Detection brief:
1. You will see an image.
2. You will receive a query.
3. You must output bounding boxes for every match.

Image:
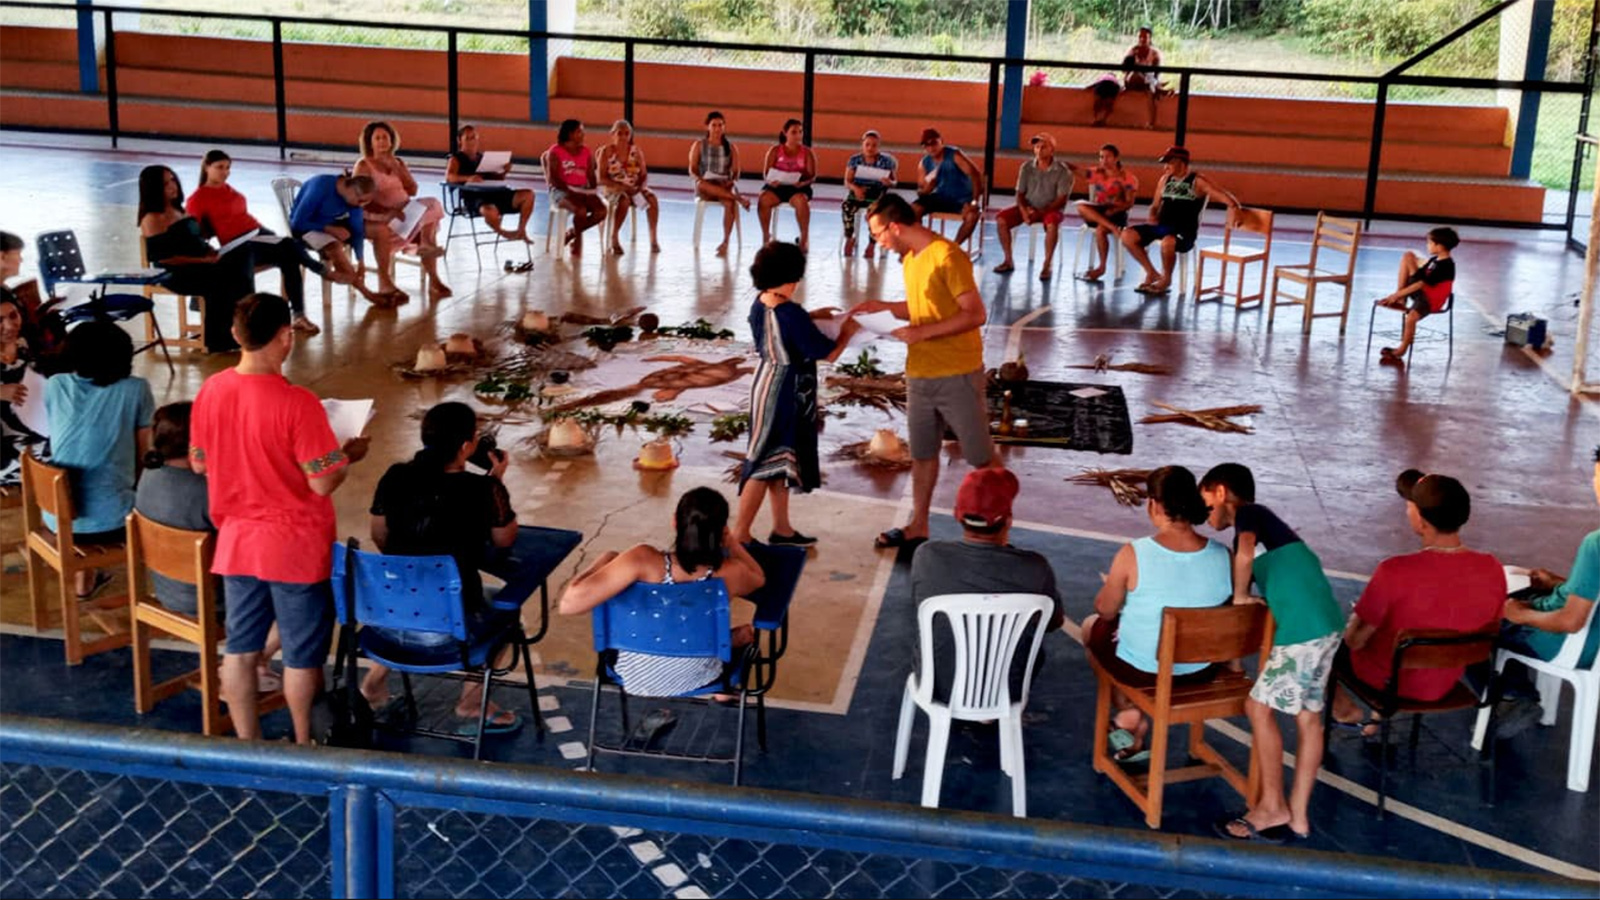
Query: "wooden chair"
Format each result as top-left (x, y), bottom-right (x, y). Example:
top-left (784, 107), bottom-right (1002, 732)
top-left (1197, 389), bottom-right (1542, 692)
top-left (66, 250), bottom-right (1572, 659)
top-left (1268, 212), bottom-right (1362, 334)
top-left (1196, 206), bottom-right (1274, 308)
top-left (139, 241), bottom-right (206, 355)
top-left (1327, 627), bottom-right (1499, 817)
top-left (20, 454), bottom-right (131, 665)
top-left (1090, 604), bottom-right (1273, 829)
top-left (126, 511), bottom-right (286, 735)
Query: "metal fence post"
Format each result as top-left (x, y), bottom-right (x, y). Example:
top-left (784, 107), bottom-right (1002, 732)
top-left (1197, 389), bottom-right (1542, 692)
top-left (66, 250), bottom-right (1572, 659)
top-left (1362, 81), bottom-right (1390, 225)
top-left (984, 61), bottom-right (1000, 189)
top-left (336, 785), bottom-right (378, 900)
top-left (272, 20), bottom-right (287, 160)
top-left (447, 30), bottom-right (459, 153)
top-left (803, 51), bottom-right (816, 146)
top-left (1174, 72), bottom-right (1191, 144)
top-left (101, 8), bottom-right (118, 148)
top-left (624, 40), bottom-right (635, 128)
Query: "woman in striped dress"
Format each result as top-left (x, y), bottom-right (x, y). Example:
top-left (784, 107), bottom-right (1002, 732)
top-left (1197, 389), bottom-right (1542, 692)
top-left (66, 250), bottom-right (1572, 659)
top-left (732, 241), bottom-right (860, 546)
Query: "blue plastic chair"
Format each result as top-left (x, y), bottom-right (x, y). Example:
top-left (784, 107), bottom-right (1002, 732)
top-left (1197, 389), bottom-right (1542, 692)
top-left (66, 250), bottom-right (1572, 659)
top-left (740, 541), bottom-right (807, 748)
top-left (330, 539), bottom-right (543, 758)
top-left (586, 578), bottom-right (757, 783)
top-left (35, 230), bottom-right (173, 374)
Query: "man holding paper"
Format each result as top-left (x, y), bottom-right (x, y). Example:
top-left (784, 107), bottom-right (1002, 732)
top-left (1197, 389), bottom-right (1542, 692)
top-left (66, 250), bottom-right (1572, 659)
top-left (848, 193), bottom-right (994, 553)
top-left (190, 294), bottom-right (370, 745)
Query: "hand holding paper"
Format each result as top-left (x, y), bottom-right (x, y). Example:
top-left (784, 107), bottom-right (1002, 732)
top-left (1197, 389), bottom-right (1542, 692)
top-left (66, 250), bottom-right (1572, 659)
top-left (766, 169), bottom-right (802, 186)
top-left (321, 398), bottom-right (375, 445)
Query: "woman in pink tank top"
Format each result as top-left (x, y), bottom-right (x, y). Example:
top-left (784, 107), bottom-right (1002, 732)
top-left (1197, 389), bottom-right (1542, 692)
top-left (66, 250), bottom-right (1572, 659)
top-left (353, 121), bottom-right (450, 304)
top-left (759, 118), bottom-right (817, 253)
top-left (543, 119), bottom-right (607, 256)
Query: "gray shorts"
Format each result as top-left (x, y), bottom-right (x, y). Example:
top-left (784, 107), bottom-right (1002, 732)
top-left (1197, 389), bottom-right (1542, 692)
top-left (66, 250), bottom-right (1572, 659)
top-left (906, 369), bottom-right (994, 464)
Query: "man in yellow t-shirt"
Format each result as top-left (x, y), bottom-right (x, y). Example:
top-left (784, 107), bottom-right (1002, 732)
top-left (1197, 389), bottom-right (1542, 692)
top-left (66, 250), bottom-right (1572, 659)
top-left (848, 193), bottom-right (993, 552)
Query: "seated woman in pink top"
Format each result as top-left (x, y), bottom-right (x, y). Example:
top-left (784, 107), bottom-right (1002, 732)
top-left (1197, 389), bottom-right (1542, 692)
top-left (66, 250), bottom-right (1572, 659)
top-left (353, 121), bottom-right (450, 304)
top-left (543, 119), bottom-right (607, 256)
top-left (758, 118), bottom-right (817, 253)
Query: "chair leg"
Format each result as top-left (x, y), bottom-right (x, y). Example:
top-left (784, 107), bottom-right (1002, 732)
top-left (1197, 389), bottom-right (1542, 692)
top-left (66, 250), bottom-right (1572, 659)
top-left (756, 692), bottom-right (768, 752)
top-left (1408, 714), bottom-right (1422, 769)
top-left (401, 671), bottom-right (419, 723)
top-left (1144, 714), bottom-right (1171, 829)
top-left (200, 631), bottom-right (226, 737)
top-left (25, 548), bottom-right (49, 631)
top-left (1004, 716), bottom-right (1027, 818)
top-left (131, 611), bottom-right (154, 714)
top-left (892, 677), bottom-right (916, 780)
top-left (732, 690), bottom-right (749, 787)
top-left (59, 567), bottom-right (83, 666)
top-left (1377, 716), bottom-right (1392, 818)
top-left (586, 678), bottom-right (603, 772)
top-left (920, 710), bottom-right (951, 808)
top-left (519, 639), bottom-right (545, 739)
top-left (471, 666), bottom-right (493, 761)
top-left (1567, 674), bottom-right (1597, 792)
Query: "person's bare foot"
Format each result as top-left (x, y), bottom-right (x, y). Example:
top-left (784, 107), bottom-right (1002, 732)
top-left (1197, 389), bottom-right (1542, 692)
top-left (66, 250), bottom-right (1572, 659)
top-left (715, 242), bottom-right (728, 258)
top-left (416, 245), bottom-right (446, 260)
top-left (563, 228), bottom-right (576, 247)
top-left (290, 315), bottom-right (321, 336)
top-left (611, 243), bottom-right (625, 256)
top-left (844, 238), bottom-right (856, 257)
top-left (1082, 266), bottom-right (1105, 280)
top-left (429, 284), bottom-right (452, 302)
top-left (736, 195), bottom-right (751, 211)
top-left (651, 242), bottom-right (661, 254)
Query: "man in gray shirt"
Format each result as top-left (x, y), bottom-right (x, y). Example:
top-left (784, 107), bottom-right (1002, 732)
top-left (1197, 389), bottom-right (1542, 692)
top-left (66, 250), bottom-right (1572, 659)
top-left (910, 467), bottom-right (1064, 703)
top-left (993, 132), bottom-right (1075, 281)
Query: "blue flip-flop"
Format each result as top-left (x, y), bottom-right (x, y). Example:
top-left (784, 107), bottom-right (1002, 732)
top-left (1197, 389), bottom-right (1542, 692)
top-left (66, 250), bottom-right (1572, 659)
top-left (456, 710), bottom-right (523, 737)
top-left (1214, 816), bottom-right (1287, 844)
top-left (874, 528), bottom-right (928, 551)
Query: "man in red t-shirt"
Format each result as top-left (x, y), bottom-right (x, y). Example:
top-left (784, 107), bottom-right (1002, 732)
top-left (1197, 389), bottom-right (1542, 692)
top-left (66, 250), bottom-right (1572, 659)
top-left (1331, 474), bottom-right (1503, 727)
top-left (190, 294), bottom-right (369, 743)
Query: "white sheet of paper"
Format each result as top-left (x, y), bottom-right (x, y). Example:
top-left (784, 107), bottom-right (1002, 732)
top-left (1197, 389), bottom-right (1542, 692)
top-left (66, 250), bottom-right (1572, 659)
top-left (477, 150), bottom-right (511, 172)
top-left (1069, 387), bottom-right (1107, 399)
top-left (766, 168), bottom-right (802, 186)
top-left (1505, 566), bottom-right (1532, 595)
top-left (301, 231), bottom-right (339, 251)
top-left (216, 228), bottom-right (261, 257)
top-left (94, 267), bottom-right (165, 280)
top-left (13, 368), bottom-right (50, 438)
top-left (321, 398), bottom-right (375, 445)
top-left (851, 310), bottom-right (901, 336)
top-left (854, 165), bottom-right (891, 183)
top-left (389, 200), bottom-right (428, 239)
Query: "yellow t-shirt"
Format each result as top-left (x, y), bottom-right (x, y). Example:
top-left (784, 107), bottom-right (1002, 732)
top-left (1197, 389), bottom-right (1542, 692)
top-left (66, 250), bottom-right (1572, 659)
top-left (903, 238), bottom-right (984, 379)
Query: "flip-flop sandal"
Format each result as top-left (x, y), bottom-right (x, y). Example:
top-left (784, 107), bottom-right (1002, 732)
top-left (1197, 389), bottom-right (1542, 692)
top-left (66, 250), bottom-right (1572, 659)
top-left (75, 571), bottom-right (114, 601)
top-left (255, 669), bottom-right (284, 693)
top-left (628, 708), bottom-right (679, 748)
top-left (456, 709), bottom-right (523, 736)
top-left (874, 528), bottom-right (928, 551)
top-left (1077, 272), bottom-right (1104, 282)
top-left (1331, 717), bottom-right (1381, 738)
top-left (992, 263), bottom-right (1015, 274)
top-left (1213, 816), bottom-right (1287, 844)
top-left (513, 260), bottom-right (535, 274)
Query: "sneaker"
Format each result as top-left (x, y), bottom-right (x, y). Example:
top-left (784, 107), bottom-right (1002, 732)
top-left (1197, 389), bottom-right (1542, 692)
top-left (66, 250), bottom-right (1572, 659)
top-left (768, 530), bottom-right (817, 546)
top-left (1492, 698), bottom-right (1544, 741)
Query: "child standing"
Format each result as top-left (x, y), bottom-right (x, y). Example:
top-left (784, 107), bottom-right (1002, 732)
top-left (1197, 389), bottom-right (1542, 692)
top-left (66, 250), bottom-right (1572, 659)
top-left (1199, 463), bottom-right (1346, 842)
top-left (1375, 227), bottom-right (1458, 363)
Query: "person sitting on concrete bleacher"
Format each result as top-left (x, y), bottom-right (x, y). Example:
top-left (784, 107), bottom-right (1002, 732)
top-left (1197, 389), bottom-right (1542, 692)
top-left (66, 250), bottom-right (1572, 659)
top-left (1122, 25), bottom-right (1171, 129)
top-left (543, 119), bottom-right (608, 257)
top-left (841, 130), bottom-right (897, 259)
top-left (689, 110), bottom-right (752, 258)
top-left (1068, 143), bottom-right (1138, 282)
top-left (910, 466), bottom-right (1064, 704)
top-left (1122, 145), bottom-right (1238, 295)
top-left (597, 119), bottom-right (662, 256)
top-left (1081, 465), bottom-right (1231, 763)
top-left (993, 132), bottom-right (1073, 280)
top-left (354, 121), bottom-right (451, 305)
top-left (1373, 226), bottom-right (1458, 365)
top-left (759, 119), bottom-right (818, 253)
top-left (287, 172), bottom-right (389, 308)
top-left (446, 124), bottom-right (536, 246)
top-left (913, 128), bottom-right (985, 249)
top-left (1328, 474), bottom-right (1505, 734)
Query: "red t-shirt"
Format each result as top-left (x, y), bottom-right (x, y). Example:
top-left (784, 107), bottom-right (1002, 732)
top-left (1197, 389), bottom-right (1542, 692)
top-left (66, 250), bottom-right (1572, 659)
top-left (185, 183), bottom-right (263, 244)
top-left (189, 368), bottom-right (347, 584)
top-left (1351, 548), bottom-right (1504, 701)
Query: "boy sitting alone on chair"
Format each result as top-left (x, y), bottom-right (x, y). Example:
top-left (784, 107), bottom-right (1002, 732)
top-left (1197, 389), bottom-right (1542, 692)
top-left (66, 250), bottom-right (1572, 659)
top-left (1199, 464), bottom-right (1345, 843)
top-left (1374, 227), bottom-right (1457, 363)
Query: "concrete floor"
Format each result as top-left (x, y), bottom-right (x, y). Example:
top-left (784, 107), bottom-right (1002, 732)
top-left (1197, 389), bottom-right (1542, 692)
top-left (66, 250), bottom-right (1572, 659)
top-left (1, 134), bottom-right (1596, 886)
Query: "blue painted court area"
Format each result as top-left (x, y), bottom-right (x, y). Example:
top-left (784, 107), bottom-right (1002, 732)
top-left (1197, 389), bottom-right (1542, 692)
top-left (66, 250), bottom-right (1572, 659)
top-left (2, 523), bottom-right (1597, 890)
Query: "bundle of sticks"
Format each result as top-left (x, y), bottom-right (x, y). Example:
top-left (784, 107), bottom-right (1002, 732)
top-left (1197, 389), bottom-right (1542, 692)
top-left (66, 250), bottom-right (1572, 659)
top-left (1066, 468), bottom-right (1153, 506)
top-left (824, 374), bottom-right (908, 412)
top-left (1139, 402), bottom-right (1261, 434)
top-left (1065, 361), bottom-right (1174, 375)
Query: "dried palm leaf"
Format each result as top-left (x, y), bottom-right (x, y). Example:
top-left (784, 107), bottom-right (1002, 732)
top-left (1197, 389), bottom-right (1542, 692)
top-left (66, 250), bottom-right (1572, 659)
top-left (1066, 468), bottom-right (1153, 506)
top-left (833, 440), bottom-right (915, 469)
top-left (1065, 361), bottom-right (1174, 375)
top-left (1139, 402), bottom-right (1261, 434)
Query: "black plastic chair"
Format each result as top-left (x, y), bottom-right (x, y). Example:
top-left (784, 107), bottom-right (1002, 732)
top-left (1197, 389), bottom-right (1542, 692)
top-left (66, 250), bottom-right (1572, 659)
top-left (35, 230), bottom-right (173, 374)
top-left (439, 181), bottom-right (532, 271)
top-left (1366, 291), bottom-right (1454, 365)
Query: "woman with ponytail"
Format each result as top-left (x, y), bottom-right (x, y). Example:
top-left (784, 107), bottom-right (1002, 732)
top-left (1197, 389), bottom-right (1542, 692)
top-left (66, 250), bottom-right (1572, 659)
top-left (361, 401), bottom-right (526, 732)
top-left (560, 487), bottom-right (766, 697)
top-left (1081, 465), bottom-right (1231, 763)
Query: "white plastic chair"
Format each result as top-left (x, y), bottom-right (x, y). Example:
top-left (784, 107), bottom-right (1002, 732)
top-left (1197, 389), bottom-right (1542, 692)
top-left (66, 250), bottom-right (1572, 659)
top-left (1174, 195), bottom-right (1210, 297)
top-left (544, 205), bottom-right (570, 254)
top-left (270, 176), bottom-right (337, 304)
top-left (766, 203), bottom-right (802, 244)
top-left (1470, 602), bottom-right (1599, 792)
top-left (603, 193), bottom-right (640, 249)
top-left (692, 196), bottom-right (743, 252)
top-left (892, 592), bottom-right (1054, 817)
top-left (1070, 222), bottom-right (1125, 279)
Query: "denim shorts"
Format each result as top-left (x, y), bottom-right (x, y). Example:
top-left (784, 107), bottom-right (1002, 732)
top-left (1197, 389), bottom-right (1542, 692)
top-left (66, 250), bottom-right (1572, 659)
top-left (222, 575), bottom-right (334, 669)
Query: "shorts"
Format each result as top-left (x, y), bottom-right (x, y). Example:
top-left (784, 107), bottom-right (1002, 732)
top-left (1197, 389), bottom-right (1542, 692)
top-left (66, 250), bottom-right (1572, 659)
top-left (996, 207), bottom-right (1065, 229)
top-left (1091, 79), bottom-right (1121, 100)
top-left (550, 187), bottom-right (598, 209)
top-left (223, 575), bottom-right (334, 670)
top-left (1086, 615), bottom-right (1217, 689)
top-left (1498, 621), bottom-right (1567, 663)
top-left (1249, 632), bottom-right (1342, 714)
top-left (1401, 293), bottom-right (1434, 319)
top-left (762, 184), bottom-right (813, 204)
top-left (1130, 222), bottom-right (1195, 254)
top-left (916, 194), bottom-right (968, 216)
top-left (906, 369), bottom-right (993, 464)
top-left (1077, 202), bottom-right (1129, 229)
top-left (459, 184), bottom-right (518, 215)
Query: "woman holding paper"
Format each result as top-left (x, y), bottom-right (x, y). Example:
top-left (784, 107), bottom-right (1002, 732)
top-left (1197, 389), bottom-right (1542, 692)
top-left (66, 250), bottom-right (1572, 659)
top-left (732, 241), bottom-right (859, 546)
top-left (597, 119), bottom-right (661, 256)
top-left (446, 125), bottom-right (536, 245)
top-left (187, 150), bottom-right (321, 335)
top-left (138, 165), bottom-right (259, 353)
top-left (354, 121), bottom-right (451, 305)
top-left (758, 119), bottom-right (817, 253)
top-left (841, 130), bottom-right (898, 259)
top-left (689, 111), bottom-right (751, 258)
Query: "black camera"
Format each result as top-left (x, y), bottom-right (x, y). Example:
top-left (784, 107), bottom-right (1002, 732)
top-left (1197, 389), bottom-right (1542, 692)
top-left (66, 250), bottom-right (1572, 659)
top-left (467, 429), bottom-right (502, 471)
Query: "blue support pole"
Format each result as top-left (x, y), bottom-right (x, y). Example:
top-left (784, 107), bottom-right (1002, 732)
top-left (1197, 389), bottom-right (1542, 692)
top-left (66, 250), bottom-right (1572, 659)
top-left (1510, 0), bottom-right (1554, 179)
top-left (1000, 0), bottom-right (1029, 150)
top-left (529, 0), bottom-right (550, 123)
top-left (75, 0), bottom-right (96, 93)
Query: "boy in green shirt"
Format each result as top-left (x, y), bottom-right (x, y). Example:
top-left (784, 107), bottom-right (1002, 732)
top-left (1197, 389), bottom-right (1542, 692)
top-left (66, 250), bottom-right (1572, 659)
top-left (1200, 463), bottom-right (1346, 842)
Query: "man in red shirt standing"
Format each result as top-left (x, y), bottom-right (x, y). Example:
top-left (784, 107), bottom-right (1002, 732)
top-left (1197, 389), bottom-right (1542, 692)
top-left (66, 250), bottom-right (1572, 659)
top-left (190, 294), bottom-right (369, 743)
top-left (1331, 474), bottom-right (1504, 727)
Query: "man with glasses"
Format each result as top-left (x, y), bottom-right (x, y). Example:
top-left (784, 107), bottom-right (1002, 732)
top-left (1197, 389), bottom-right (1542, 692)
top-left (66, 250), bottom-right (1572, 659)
top-left (849, 193), bottom-right (993, 553)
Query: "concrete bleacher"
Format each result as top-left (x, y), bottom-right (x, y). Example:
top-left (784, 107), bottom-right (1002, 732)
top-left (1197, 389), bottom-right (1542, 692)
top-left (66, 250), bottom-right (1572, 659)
top-left (0, 28), bottom-right (1546, 221)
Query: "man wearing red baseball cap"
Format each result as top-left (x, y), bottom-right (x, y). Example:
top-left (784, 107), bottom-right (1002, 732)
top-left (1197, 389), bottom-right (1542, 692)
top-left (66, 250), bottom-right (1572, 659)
top-left (910, 467), bottom-right (1065, 703)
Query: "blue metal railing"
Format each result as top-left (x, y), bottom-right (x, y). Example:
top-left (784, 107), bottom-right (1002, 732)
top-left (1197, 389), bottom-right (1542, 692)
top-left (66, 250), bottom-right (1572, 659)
top-left (0, 715), bottom-right (1590, 899)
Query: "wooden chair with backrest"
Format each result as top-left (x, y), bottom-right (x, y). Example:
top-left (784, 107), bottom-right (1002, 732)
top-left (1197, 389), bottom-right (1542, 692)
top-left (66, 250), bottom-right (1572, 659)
top-left (1196, 206), bottom-right (1275, 308)
top-left (20, 454), bottom-right (131, 665)
top-left (126, 511), bottom-right (286, 735)
top-left (1327, 626), bottom-right (1500, 817)
top-left (1090, 603), bottom-right (1274, 829)
top-left (1268, 212), bottom-right (1362, 334)
top-left (138, 240), bottom-right (206, 355)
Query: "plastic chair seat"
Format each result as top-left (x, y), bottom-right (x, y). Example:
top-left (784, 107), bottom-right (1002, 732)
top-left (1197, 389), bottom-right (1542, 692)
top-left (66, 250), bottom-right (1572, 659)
top-left (358, 624), bottom-right (505, 673)
top-left (692, 196), bottom-right (743, 251)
